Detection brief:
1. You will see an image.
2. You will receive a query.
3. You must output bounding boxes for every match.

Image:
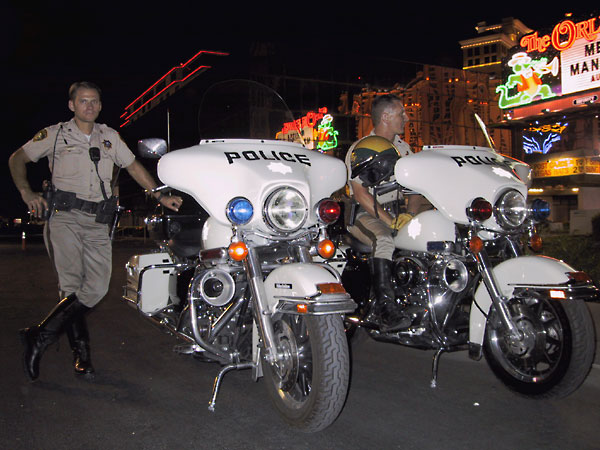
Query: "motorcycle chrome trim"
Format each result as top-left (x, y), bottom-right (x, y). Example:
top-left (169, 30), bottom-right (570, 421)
top-left (199, 247), bottom-right (229, 263)
top-left (511, 285), bottom-right (600, 302)
top-left (187, 272), bottom-right (236, 363)
top-left (124, 262), bottom-right (192, 316)
top-left (244, 247), bottom-right (279, 364)
top-left (274, 292), bottom-right (357, 315)
top-left (472, 249), bottom-right (521, 339)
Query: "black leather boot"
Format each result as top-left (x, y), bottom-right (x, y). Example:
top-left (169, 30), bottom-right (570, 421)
top-left (66, 311), bottom-right (95, 378)
top-left (371, 258), bottom-right (411, 332)
top-left (19, 294), bottom-right (87, 381)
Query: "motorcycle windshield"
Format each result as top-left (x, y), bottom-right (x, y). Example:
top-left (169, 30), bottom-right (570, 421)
top-left (157, 80), bottom-right (347, 228)
top-left (197, 79), bottom-right (302, 142)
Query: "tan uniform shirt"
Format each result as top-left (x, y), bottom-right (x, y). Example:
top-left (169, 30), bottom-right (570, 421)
top-left (22, 118), bottom-right (135, 202)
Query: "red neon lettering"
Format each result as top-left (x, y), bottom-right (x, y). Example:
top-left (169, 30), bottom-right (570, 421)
top-left (577, 18), bottom-right (600, 41)
top-left (521, 17), bottom-right (600, 54)
top-left (520, 32), bottom-right (551, 53)
top-left (552, 20), bottom-right (576, 51)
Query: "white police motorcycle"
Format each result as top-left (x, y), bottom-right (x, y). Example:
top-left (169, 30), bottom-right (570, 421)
top-left (123, 80), bottom-right (355, 431)
top-left (338, 126), bottom-right (598, 397)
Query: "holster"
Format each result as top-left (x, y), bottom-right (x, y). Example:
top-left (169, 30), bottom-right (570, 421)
top-left (54, 190), bottom-right (77, 211)
top-left (41, 183), bottom-right (56, 220)
top-left (95, 196), bottom-right (118, 224)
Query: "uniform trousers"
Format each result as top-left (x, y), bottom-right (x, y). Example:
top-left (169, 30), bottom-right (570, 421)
top-left (44, 209), bottom-right (111, 307)
top-left (347, 212), bottom-right (395, 261)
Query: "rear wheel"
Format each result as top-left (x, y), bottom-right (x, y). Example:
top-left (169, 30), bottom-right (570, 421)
top-left (262, 314), bottom-right (349, 432)
top-left (483, 295), bottom-right (595, 398)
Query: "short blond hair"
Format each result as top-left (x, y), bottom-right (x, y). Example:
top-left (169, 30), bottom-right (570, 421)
top-left (68, 81), bottom-right (102, 101)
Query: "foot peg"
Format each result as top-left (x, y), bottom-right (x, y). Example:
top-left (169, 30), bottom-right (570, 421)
top-left (173, 343), bottom-right (205, 354)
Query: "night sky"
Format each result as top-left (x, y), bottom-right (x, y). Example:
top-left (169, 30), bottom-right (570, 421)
top-left (1, 2), bottom-right (594, 217)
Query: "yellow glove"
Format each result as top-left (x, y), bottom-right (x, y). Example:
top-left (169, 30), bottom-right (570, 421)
top-left (391, 213), bottom-right (413, 230)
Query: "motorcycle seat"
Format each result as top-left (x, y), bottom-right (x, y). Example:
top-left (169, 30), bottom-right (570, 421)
top-left (342, 234), bottom-right (373, 255)
top-left (168, 228), bottom-right (203, 258)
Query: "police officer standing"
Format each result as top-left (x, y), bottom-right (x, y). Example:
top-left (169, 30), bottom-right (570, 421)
top-left (9, 81), bottom-right (182, 381)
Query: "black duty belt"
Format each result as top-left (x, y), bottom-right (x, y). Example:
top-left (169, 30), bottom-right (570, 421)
top-left (72, 198), bottom-right (100, 214)
top-left (54, 189), bottom-right (100, 214)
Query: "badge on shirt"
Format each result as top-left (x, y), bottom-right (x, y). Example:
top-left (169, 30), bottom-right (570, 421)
top-left (33, 129), bottom-right (48, 142)
top-left (102, 140), bottom-right (112, 150)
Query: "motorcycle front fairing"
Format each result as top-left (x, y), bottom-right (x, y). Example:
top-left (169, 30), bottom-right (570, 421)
top-left (394, 146), bottom-right (527, 228)
top-left (157, 139), bottom-right (346, 243)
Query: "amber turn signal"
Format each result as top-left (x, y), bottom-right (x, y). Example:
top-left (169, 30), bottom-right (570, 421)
top-left (317, 282), bottom-right (347, 295)
top-left (296, 303), bottom-right (309, 314)
top-left (317, 239), bottom-right (336, 259)
top-left (228, 241), bottom-right (248, 261)
top-left (529, 233), bottom-right (543, 252)
top-left (469, 236), bottom-right (484, 254)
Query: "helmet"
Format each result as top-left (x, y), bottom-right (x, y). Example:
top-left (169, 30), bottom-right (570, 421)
top-left (350, 136), bottom-right (400, 187)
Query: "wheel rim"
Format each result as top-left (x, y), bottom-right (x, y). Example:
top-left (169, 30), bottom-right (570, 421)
top-left (271, 316), bottom-right (313, 404)
top-left (487, 297), bottom-right (566, 383)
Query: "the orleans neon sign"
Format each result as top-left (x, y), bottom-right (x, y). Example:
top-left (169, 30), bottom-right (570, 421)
top-left (498, 14), bottom-right (600, 109)
top-left (520, 17), bottom-right (600, 53)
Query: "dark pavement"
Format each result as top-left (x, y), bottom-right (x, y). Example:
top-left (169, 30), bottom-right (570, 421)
top-left (1, 236), bottom-right (599, 450)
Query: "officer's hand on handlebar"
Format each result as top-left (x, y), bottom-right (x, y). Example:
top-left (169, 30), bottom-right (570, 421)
top-left (391, 213), bottom-right (413, 231)
top-left (159, 194), bottom-right (183, 212)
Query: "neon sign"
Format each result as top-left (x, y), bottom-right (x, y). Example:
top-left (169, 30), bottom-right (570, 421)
top-left (532, 157), bottom-right (600, 177)
top-left (523, 122), bottom-right (568, 154)
top-left (520, 17), bottom-right (600, 53)
top-left (278, 107), bottom-right (339, 152)
top-left (500, 13), bottom-right (600, 110)
top-left (120, 50), bottom-right (228, 127)
top-left (314, 114), bottom-right (339, 152)
top-left (497, 53), bottom-right (559, 108)
top-left (281, 108), bottom-right (328, 135)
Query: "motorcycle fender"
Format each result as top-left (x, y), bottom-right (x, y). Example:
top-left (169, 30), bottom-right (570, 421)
top-left (263, 263), bottom-right (356, 315)
top-left (469, 255), bottom-right (574, 346)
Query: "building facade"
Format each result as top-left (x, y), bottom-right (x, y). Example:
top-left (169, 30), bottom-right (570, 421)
top-left (494, 13), bottom-right (600, 232)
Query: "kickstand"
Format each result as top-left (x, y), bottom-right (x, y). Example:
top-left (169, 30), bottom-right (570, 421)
top-left (208, 362), bottom-right (255, 412)
top-left (430, 348), bottom-right (445, 388)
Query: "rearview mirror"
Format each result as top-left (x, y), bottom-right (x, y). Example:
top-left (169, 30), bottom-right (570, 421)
top-left (137, 138), bottom-right (167, 159)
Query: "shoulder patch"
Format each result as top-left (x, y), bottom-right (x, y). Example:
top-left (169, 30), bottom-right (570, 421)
top-left (32, 129), bottom-right (48, 142)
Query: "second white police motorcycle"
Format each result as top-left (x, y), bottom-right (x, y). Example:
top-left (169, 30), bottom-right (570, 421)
top-left (336, 127), bottom-right (598, 397)
top-left (123, 81), bottom-right (355, 432)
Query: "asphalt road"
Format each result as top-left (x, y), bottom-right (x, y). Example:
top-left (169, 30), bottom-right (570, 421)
top-left (1, 237), bottom-right (599, 450)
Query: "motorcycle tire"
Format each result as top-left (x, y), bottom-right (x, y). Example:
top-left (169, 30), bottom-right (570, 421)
top-left (483, 296), bottom-right (595, 398)
top-left (262, 314), bottom-right (349, 432)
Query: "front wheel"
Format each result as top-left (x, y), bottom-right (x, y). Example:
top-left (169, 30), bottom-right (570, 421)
top-left (262, 314), bottom-right (349, 432)
top-left (483, 295), bottom-right (596, 398)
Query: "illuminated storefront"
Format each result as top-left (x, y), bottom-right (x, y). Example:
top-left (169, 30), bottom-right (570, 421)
top-left (498, 13), bottom-right (600, 231)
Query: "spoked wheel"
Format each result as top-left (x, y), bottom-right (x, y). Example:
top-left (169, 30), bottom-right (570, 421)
top-left (262, 314), bottom-right (349, 432)
top-left (483, 295), bottom-right (595, 398)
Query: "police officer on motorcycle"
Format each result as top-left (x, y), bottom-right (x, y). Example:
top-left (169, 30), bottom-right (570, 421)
top-left (344, 94), bottom-right (418, 331)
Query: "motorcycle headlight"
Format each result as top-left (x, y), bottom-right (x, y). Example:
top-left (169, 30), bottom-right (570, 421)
top-left (264, 187), bottom-right (308, 233)
top-left (494, 190), bottom-right (527, 228)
